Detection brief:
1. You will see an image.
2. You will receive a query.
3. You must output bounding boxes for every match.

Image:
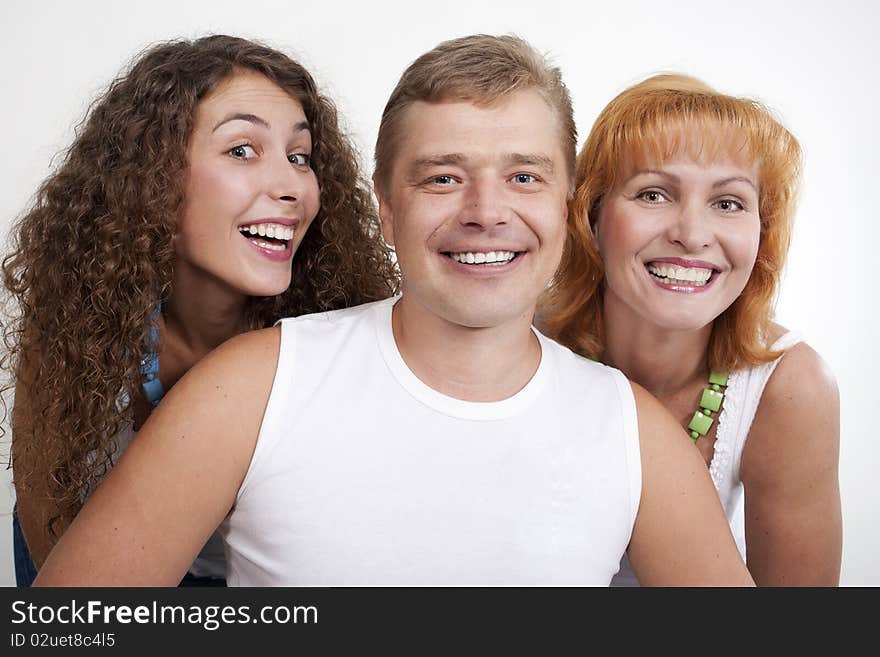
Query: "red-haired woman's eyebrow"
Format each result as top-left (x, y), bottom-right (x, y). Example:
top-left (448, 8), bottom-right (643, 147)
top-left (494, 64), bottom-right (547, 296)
top-left (626, 169), bottom-right (680, 183)
top-left (713, 176), bottom-right (757, 191)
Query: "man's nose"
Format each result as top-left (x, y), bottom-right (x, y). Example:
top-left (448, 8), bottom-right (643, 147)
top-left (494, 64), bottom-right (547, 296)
top-left (460, 177), bottom-right (508, 229)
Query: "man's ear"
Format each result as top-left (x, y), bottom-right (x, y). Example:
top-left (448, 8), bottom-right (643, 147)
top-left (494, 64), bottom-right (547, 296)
top-left (373, 174), bottom-right (394, 247)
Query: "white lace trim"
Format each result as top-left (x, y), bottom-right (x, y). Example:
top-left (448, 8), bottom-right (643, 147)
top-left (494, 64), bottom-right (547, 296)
top-left (709, 368), bottom-right (745, 490)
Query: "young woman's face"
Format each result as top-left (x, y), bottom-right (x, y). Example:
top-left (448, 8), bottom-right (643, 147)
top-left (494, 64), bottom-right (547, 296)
top-left (175, 70), bottom-right (320, 299)
top-left (596, 151), bottom-right (761, 332)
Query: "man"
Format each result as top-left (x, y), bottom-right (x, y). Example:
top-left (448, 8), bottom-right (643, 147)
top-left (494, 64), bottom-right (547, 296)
top-left (37, 35), bottom-right (752, 586)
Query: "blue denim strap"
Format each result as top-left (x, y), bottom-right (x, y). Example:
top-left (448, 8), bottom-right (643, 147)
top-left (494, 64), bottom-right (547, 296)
top-left (141, 304), bottom-right (165, 407)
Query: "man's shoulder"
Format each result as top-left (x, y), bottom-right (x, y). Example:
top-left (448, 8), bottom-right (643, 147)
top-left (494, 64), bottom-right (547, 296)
top-left (537, 330), bottom-right (625, 383)
top-left (277, 297), bottom-right (395, 332)
top-left (269, 298), bottom-right (395, 377)
top-left (535, 331), bottom-right (636, 417)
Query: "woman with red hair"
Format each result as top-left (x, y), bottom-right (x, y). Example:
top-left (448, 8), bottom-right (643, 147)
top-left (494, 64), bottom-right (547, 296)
top-left (540, 74), bottom-right (841, 585)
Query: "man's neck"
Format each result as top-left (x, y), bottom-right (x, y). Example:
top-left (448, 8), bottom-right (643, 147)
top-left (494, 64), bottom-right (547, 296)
top-left (391, 295), bottom-right (541, 403)
top-left (601, 296), bottom-right (712, 399)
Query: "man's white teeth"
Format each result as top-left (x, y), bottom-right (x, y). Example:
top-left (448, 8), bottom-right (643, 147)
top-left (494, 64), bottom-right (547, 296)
top-left (449, 251), bottom-right (516, 265)
top-left (647, 263), bottom-right (714, 286)
top-left (239, 223), bottom-right (295, 240)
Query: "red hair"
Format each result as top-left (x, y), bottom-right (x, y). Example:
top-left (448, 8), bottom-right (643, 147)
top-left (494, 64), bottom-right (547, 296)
top-left (540, 74), bottom-right (802, 371)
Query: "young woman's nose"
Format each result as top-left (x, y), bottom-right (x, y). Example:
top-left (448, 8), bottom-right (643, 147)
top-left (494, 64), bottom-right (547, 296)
top-left (266, 154), bottom-right (310, 204)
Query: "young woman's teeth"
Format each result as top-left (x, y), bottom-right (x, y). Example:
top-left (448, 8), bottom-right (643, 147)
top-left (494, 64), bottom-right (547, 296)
top-left (647, 263), bottom-right (714, 286)
top-left (238, 223), bottom-right (294, 251)
top-left (449, 251), bottom-right (516, 265)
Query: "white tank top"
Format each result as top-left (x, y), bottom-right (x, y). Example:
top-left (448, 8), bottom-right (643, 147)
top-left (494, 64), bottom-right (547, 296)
top-left (220, 297), bottom-right (642, 586)
top-left (611, 331), bottom-right (803, 586)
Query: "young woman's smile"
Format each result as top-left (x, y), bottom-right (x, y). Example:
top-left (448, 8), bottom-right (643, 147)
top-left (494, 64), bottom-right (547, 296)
top-left (176, 70), bottom-right (320, 300)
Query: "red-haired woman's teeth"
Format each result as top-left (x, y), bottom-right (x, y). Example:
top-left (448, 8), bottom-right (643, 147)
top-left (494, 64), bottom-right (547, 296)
top-left (647, 263), bottom-right (713, 286)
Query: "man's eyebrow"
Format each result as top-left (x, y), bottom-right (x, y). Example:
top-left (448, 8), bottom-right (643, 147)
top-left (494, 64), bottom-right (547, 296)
top-left (409, 152), bottom-right (556, 174)
top-left (505, 153), bottom-right (555, 174)
top-left (212, 113), bottom-right (311, 134)
top-left (713, 176), bottom-right (757, 192)
top-left (410, 153), bottom-right (467, 172)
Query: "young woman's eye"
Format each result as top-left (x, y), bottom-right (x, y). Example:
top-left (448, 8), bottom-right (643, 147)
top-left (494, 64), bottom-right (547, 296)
top-left (289, 153), bottom-right (311, 167)
top-left (228, 144), bottom-right (257, 159)
top-left (636, 190), bottom-right (668, 203)
top-left (512, 173), bottom-right (538, 184)
top-left (715, 198), bottom-right (744, 212)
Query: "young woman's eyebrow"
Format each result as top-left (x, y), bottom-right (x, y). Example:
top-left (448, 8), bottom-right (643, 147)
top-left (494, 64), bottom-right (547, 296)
top-left (213, 112), bottom-right (270, 132)
top-left (212, 113), bottom-right (310, 135)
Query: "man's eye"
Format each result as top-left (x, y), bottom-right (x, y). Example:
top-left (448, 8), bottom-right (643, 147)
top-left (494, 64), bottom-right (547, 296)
top-left (431, 175), bottom-right (456, 185)
top-left (228, 144), bottom-right (257, 159)
top-left (289, 153), bottom-right (311, 167)
top-left (512, 173), bottom-right (538, 184)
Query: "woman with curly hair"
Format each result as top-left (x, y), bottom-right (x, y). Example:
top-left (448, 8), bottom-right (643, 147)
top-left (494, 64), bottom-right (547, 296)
top-left (539, 74), bottom-right (841, 585)
top-left (4, 34), bottom-right (398, 586)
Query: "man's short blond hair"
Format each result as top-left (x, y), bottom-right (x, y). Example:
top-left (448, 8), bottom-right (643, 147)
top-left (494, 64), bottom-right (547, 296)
top-left (373, 34), bottom-right (576, 196)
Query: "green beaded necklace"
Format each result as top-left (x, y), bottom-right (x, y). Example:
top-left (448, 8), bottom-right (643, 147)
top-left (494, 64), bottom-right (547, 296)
top-left (687, 371), bottom-right (729, 442)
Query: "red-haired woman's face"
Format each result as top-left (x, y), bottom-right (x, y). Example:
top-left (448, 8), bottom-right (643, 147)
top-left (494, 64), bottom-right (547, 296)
top-left (175, 70), bottom-right (320, 300)
top-left (595, 153), bottom-right (760, 332)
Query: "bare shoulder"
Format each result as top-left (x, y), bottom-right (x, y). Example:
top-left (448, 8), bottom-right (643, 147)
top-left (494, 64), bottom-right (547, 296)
top-left (629, 380), bottom-right (687, 446)
top-left (739, 333), bottom-right (841, 584)
top-left (626, 380), bottom-right (753, 585)
top-left (754, 323), bottom-right (838, 428)
top-left (174, 327), bottom-right (281, 406)
top-left (764, 338), bottom-right (838, 404)
top-left (742, 337), bottom-right (839, 484)
top-left (126, 324), bottom-right (284, 483)
top-left (628, 380), bottom-right (701, 473)
top-left (33, 326), bottom-right (285, 586)
top-left (186, 325), bottom-right (282, 387)
top-left (629, 380), bottom-right (669, 423)
top-left (752, 338), bottom-right (838, 436)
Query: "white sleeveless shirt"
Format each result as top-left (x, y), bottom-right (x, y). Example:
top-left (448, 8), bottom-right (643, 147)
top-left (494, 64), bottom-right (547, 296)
top-left (220, 297), bottom-right (642, 586)
top-left (611, 331), bottom-right (803, 586)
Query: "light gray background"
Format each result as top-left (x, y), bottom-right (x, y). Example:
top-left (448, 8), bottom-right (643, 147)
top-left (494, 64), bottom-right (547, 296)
top-left (1, 0), bottom-right (876, 585)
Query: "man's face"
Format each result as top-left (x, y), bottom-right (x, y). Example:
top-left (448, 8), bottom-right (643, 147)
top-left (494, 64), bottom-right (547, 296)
top-left (376, 89), bottom-right (569, 330)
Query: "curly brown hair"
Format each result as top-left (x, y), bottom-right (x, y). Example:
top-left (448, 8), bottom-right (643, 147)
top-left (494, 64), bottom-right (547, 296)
top-left (2, 35), bottom-right (398, 540)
